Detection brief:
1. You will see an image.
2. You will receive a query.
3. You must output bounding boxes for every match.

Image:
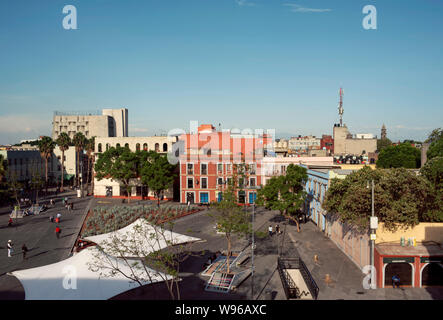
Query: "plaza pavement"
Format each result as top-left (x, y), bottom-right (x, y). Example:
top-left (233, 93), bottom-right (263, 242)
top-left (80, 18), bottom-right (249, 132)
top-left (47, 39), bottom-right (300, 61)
top-left (1, 197), bottom-right (441, 300)
top-left (0, 191), bottom-right (93, 299)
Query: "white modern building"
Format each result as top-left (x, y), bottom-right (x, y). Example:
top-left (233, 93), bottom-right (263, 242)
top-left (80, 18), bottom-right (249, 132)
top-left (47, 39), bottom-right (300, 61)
top-left (52, 108), bottom-right (128, 140)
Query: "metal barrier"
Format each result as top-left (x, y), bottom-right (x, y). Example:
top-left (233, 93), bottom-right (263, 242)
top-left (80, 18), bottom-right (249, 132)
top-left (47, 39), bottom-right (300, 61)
top-left (277, 257), bottom-right (319, 300)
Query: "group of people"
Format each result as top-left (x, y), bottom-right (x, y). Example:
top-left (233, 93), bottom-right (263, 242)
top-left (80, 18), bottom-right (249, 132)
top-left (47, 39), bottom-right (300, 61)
top-left (7, 240), bottom-right (29, 260)
top-left (268, 224), bottom-right (282, 237)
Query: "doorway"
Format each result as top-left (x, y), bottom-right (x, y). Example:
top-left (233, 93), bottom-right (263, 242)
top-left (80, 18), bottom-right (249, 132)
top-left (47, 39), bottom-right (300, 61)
top-left (384, 263), bottom-right (413, 287)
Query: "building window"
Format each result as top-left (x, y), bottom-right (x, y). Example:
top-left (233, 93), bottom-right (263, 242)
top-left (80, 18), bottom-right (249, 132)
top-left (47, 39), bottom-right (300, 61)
top-left (249, 163), bottom-right (256, 175)
top-left (155, 143), bottom-right (160, 152)
top-left (143, 143), bottom-right (148, 151)
top-left (187, 163), bottom-right (194, 175)
top-left (200, 192), bottom-right (209, 204)
top-left (163, 143), bottom-right (168, 152)
top-left (227, 177), bottom-right (232, 186)
top-left (201, 163), bottom-right (207, 175)
top-left (238, 191), bottom-right (246, 204)
top-left (201, 177), bottom-right (207, 189)
top-left (239, 178), bottom-right (245, 188)
top-left (136, 143), bottom-right (141, 152)
top-left (250, 177), bottom-right (256, 187)
top-left (217, 163), bottom-right (223, 173)
top-left (98, 143), bottom-right (102, 152)
top-left (106, 143), bottom-right (110, 151)
top-left (226, 164), bottom-right (232, 172)
top-left (217, 177), bottom-right (223, 185)
top-left (124, 143), bottom-right (129, 149)
top-left (187, 178), bottom-right (194, 189)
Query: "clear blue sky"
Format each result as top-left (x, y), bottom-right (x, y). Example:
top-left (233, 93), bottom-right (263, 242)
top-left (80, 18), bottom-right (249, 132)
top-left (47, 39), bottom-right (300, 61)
top-left (1, 0), bottom-right (442, 144)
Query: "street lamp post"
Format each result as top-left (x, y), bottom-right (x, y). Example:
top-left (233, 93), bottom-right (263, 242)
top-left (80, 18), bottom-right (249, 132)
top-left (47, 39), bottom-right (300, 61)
top-left (251, 201), bottom-right (255, 300)
top-left (368, 179), bottom-right (377, 289)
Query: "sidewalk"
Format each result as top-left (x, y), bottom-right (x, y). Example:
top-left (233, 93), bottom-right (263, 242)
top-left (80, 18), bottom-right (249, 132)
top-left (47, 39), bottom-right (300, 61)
top-left (284, 220), bottom-right (443, 300)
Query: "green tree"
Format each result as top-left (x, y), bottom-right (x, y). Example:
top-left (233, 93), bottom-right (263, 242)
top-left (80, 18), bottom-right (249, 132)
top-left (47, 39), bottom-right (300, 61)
top-left (140, 151), bottom-right (176, 207)
top-left (73, 132), bottom-right (87, 189)
top-left (256, 164), bottom-right (308, 232)
top-left (95, 146), bottom-right (139, 203)
top-left (376, 143), bottom-right (421, 168)
top-left (420, 157), bottom-right (443, 222)
top-left (38, 136), bottom-right (56, 194)
top-left (426, 129), bottom-right (443, 161)
top-left (0, 154), bottom-right (6, 182)
top-left (377, 138), bottom-right (392, 152)
top-left (425, 128), bottom-right (442, 144)
top-left (209, 163), bottom-right (251, 273)
top-left (30, 168), bottom-right (44, 205)
top-left (55, 132), bottom-right (71, 192)
top-left (323, 167), bottom-right (433, 231)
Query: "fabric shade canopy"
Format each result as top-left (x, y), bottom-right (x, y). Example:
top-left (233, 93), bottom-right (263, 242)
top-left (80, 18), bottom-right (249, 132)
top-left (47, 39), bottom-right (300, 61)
top-left (84, 218), bottom-right (201, 257)
top-left (11, 246), bottom-right (171, 300)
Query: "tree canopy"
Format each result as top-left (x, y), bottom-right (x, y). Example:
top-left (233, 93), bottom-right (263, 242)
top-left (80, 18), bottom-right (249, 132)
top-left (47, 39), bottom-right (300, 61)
top-left (140, 151), bottom-right (177, 206)
top-left (209, 163), bottom-right (251, 273)
top-left (95, 146), bottom-right (140, 202)
top-left (376, 143), bottom-right (421, 169)
top-left (377, 138), bottom-right (392, 152)
top-left (256, 164), bottom-right (308, 232)
top-left (323, 166), bottom-right (437, 231)
top-left (426, 128), bottom-right (443, 160)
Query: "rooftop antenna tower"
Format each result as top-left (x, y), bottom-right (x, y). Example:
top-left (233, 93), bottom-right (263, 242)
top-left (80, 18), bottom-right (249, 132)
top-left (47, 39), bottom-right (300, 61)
top-left (338, 87), bottom-right (344, 127)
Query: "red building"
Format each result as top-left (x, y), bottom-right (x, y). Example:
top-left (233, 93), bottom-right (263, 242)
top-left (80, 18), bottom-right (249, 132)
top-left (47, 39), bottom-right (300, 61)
top-left (178, 124), bottom-right (271, 205)
top-left (374, 243), bottom-right (443, 288)
top-left (320, 135), bottom-right (334, 154)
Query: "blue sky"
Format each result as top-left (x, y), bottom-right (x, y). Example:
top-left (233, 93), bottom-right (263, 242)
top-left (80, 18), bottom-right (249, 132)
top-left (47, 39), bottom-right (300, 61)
top-left (0, 0), bottom-right (442, 144)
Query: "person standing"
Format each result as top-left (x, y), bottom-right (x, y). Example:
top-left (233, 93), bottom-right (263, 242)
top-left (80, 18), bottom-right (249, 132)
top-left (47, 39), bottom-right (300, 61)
top-left (7, 240), bottom-right (13, 257)
top-left (8, 218), bottom-right (13, 227)
top-left (268, 225), bottom-right (273, 237)
top-left (55, 226), bottom-right (61, 239)
top-left (392, 275), bottom-right (400, 288)
top-left (21, 244), bottom-right (28, 260)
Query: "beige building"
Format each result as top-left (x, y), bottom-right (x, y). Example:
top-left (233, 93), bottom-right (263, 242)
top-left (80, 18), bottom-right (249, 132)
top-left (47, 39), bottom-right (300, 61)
top-left (333, 125), bottom-right (377, 156)
top-left (93, 136), bottom-right (177, 199)
top-left (52, 108), bottom-right (128, 140)
top-left (261, 156), bottom-right (333, 185)
top-left (288, 135), bottom-right (321, 151)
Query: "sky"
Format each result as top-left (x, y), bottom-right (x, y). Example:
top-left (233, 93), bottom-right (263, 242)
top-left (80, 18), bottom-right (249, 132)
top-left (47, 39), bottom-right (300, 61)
top-left (0, 0), bottom-right (442, 144)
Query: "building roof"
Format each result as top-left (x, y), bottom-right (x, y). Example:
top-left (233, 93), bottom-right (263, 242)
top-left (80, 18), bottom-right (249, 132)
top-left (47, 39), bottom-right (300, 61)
top-left (376, 243), bottom-right (443, 257)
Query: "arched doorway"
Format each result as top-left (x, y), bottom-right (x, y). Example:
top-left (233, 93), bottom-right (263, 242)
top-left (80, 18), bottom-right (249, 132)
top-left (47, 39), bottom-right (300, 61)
top-left (384, 263), bottom-right (413, 287)
top-left (421, 263), bottom-right (443, 287)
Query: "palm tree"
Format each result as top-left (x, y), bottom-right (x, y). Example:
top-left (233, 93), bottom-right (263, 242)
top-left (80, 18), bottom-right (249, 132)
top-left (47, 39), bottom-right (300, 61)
top-left (73, 132), bottom-right (87, 189)
top-left (85, 136), bottom-right (96, 195)
top-left (55, 132), bottom-right (71, 192)
top-left (38, 136), bottom-right (56, 194)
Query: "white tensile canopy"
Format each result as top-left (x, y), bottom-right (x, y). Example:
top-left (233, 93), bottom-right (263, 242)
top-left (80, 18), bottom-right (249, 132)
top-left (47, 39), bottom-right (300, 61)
top-left (10, 246), bottom-right (172, 300)
top-left (84, 218), bottom-right (201, 257)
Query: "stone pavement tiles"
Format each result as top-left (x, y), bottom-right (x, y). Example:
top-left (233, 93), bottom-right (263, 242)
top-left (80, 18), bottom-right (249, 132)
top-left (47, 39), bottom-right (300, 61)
top-left (0, 193), bottom-right (92, 299)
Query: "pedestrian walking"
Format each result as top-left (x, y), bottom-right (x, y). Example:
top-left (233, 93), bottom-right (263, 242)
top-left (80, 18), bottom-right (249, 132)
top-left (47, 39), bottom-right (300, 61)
top-left (275, 224), bottom-right (281, 235)
top-left (268, 225), bottom-right (273, 237)
top-left (21, 244), bottom-right (28, 260)
top-left (8, 218), bottom-right (13, 227)
top-left (70, 202), bottom-right (74, 211)
top-left (7, 240), bottom-right (13, 257)
top-left (49, 216), bottom-right (54, 223)
top-left (55, 226), bottom-right (61, 239)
